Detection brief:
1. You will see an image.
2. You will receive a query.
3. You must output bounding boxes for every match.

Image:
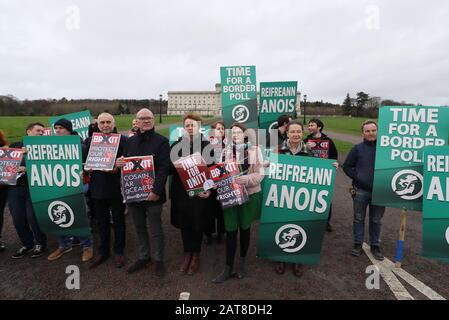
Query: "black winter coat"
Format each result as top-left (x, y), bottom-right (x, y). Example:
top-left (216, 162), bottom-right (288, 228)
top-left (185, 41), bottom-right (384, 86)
top-left (169, 135), bottom-right (213, 232)
top-left (123, 128), bottom-right (170, 205)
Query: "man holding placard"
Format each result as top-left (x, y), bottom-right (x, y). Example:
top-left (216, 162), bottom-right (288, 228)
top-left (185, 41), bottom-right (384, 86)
top-left (7, 123), bottom-right (48, 259)
top-left (116, 108), bottom-right (170, 277)
top-left (46, 119), bottom-right (94, 262)
top-left (84, 113), bottom-right (127, 269)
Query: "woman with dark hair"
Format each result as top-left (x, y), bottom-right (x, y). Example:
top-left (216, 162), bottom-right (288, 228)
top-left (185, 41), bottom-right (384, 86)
top-left (212, 122), bottom-right (264, 283)
top-left (170, 113), bottom-right (212, 275)
top-left (204, 121), bottom-right (226, 245)
top-left (0, 130), bottom-right (8, 251)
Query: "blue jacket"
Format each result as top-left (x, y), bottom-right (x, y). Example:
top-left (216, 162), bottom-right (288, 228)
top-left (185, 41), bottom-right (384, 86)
top-left (342, 139), bottom-right (377, 192)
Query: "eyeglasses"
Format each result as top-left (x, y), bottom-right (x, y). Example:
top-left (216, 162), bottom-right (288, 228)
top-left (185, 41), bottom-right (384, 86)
top-left (137, 117), bottom-right (154, 121)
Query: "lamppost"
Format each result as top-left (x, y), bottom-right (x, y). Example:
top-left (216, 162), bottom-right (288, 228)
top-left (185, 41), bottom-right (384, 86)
top-left (159, 94), bottom-right (162, 124)
top-left (303, 94), bottom-right (307, 125)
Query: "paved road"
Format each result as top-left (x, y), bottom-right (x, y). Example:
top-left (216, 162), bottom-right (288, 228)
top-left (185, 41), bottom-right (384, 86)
top-left (1, 127), bottom-right (447, 300)
top-left (325, 131), bottom-right (362, 145)
top-left (1, 153), bottom-right (447, 299)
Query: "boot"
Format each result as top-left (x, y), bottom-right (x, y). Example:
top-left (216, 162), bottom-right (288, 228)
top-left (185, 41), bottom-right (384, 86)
top-left (179, 252), bottom-right (192, 274)
top-left (236, 257), bottom-right (246, 279)
top-left (187, 253), bottom-right (199, 275)
top-left (212, 265), bottom-right (234, 284)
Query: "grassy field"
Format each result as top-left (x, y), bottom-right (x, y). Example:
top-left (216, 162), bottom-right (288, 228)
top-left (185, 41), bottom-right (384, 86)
top-left (303, 116), bottom-right (371, 136)
top-left (333, 138), bottom-right (354, 155)
top-left (0, 115), bottom-right (185, 142)
top-left (0, 114), bottom-right (362, 153)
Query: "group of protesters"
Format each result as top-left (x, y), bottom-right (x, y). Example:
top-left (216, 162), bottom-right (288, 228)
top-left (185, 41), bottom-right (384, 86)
top-left (0, 109), bottom-right (386, 282)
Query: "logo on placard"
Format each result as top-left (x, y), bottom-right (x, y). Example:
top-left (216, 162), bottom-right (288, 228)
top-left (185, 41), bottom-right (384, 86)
top-left (232, 105), bottom-right (249, 123)
top-left (275, 224), bottom-right (307, 253)
top-left (445, 227), bottom-right (449, 245)
top-left (391, 170), bottom-right (423, 200)
top-left (48, 201), bottom-right (75, 228)
top-left (268, 121), bottom-right (277, 130)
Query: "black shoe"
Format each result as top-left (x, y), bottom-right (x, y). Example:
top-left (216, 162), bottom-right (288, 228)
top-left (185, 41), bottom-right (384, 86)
top-left (31, 244), bottom-right (48, 258)
top-left (212, 265), bottom-right (235, 284)
top-left (127, 259), bottom-right (150, 274)
top-left (371, 245), bottom-right (384, 261)
top-left (12, 246), bottom-right (34, 259)
top-left (89, 255), bottom-right (110, 269)
top-left (154, 261), bottom-right (166, 278)
top-left (0, 240), bottom-right (5, 252)
top-left (72, 237), bottom-right (81, 247)
top-left (326, 223), bottom-right (333, 232)
top-left (351, 244), bottom-right (363, 257)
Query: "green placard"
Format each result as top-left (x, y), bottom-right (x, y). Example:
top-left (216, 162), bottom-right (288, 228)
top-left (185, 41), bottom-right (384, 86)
top-left (50, 110), bottom-right (93, 141)
top-left (259, 81), bottom-right (298, 130)
top-left (422, 147), bottom-right (449, 263)
top-left (257, 153), bottom-right (336, 264)
top-left (220, 66), bottom-right (257, 128)
top-left (24, 136), bottom-right (90, 237)
top-left (372, 106), bottom-right (449, 211)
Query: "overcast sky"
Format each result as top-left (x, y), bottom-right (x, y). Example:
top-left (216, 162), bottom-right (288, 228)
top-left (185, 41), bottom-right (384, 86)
top-left (1, 0), bottom-right (448, 105)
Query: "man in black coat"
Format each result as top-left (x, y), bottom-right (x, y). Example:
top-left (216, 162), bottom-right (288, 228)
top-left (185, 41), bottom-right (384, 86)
top-left (85, 112), bottom-right (127, 269)
top-left (116, 108), bottom-right (170, 277)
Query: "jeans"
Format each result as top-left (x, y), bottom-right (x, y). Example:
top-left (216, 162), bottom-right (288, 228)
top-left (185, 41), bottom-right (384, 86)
top-left (93, 198), bottom-right (126, 256)
top-left (353, 189), bottom-right (385, 246)
top-left (8, 186), bottom-right (47, 248)
top-left (128, 204), bottom-right (164, 262)
top-left (58, 235), bottom-right (92, 250)
top-left (0, 187), bottom-right (8, 239)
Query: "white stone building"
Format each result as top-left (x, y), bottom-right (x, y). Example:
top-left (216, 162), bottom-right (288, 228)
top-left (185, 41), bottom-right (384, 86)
top-left (167, 83), bottom-right (301, 116)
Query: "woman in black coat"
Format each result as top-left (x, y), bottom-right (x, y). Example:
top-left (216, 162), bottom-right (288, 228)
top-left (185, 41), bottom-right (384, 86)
top-left (169, 113), bottom-right (213, 275)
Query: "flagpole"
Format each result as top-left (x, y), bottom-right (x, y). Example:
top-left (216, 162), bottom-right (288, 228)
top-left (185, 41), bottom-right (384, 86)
top-left (394, 208), bottom-right (408, 268)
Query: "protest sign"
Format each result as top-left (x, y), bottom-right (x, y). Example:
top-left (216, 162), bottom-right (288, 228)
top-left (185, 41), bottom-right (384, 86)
top-left (24, 136), bottom-right (90, 237)
top-left (173, 152), bottom-right (213, 197)
top-left (257, 153), bottom-right (336, 264)
top-left (220, 66), bottom-right (257, 128)
top-left (121, 156), bottom-right (155, 203)
top-left (84, 133), bottom-right (121, 171)
top-left (209, 160), bottom-right (249, 209)
top-left (0, 148), bottom-right (24, 185)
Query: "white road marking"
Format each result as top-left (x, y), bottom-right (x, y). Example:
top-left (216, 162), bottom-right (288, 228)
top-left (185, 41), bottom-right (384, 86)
top-left (362, 243), bottom-right (414, 300)
top-left (362, 243), bottom-right (446, 300)
top-left (179, 292), bottom-right (190, 300)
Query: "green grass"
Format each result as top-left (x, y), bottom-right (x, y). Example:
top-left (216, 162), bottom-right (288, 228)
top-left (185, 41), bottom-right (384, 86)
top-left (333, 138), bottom-right (354, 155)
top-left (0, 115), bottom-right (186, 142)
top-left (304, 116), bottom-right (371, 136)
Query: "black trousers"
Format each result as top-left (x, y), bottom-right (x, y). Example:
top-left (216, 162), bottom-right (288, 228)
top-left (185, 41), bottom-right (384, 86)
top-left (225, 227), bottom-right (250, 267)
top-left (93, 198), bottom-right (126, 256)
top-left (181, 228), bottom-right (203, 253)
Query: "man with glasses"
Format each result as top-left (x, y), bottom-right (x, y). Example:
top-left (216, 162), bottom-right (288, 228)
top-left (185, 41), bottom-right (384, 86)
top-left (115, 108), bottom-right (170, 277)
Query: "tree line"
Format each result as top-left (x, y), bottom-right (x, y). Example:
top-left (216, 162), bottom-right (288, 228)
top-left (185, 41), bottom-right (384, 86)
top-left (0, 96), bottom-right (167, 116)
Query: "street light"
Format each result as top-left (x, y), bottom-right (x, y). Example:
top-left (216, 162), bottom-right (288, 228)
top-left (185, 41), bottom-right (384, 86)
top-left (303, 94), bottom-right (307, 125)
top-left (159, 94), bottom-right (162, 124)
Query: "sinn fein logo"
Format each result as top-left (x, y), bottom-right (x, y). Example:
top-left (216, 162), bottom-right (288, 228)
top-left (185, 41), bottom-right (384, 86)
top-left (445, 227), bottom-right (449, 245)
top-left (275, 224), bottom-right (307, 253)
top-left (48, 201), bottom-right (75, 228)
top-left (391, 169), bottom-right (423, 200)
top-left (232, 105), bottom-right (249, 123)
top-left (268, 121), bottom-right (277, 131)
